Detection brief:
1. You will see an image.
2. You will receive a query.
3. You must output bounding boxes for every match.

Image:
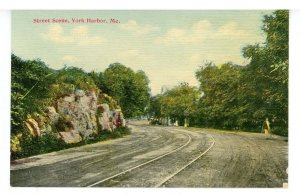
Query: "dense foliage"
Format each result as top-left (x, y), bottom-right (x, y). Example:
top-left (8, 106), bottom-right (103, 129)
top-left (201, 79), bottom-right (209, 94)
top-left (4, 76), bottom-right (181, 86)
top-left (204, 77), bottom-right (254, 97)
top-left (241, 10), bottom-right (288, 135)
top-left (92, 63), bottom-right (151, 118)
top-left (149, 10), bottom-right (288, 136)
top-left (148, 83), bottom-right (199, 126)
top-left (11, 54), bottom-right (53, 135)
top-left (195, 62), bottom-right (244, 129)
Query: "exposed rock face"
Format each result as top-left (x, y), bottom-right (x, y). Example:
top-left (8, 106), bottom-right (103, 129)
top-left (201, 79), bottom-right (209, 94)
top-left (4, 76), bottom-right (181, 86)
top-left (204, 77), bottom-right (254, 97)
top-left (56, 90), bottom-right (98, 134)
top-left (46, 107), bottom-right (60, 124)
top-left (97, 104), bottom-right (126, 131)
top-left (40, 125), bottom-right (52, 136)
top-left (78, 129), bottom-right (94, 140)
top-left (98, 104), bottom-right (113, 131)
top-left (40, 90), bottom-right (126, 144)
top-left (24, 118), bottom-right (41, 137)
top-left (59, 130), bottom-right (82, 144)
top-left (112, 109), bottom-right (125, 128)
top-left (22, 90), bottom-right (126, 144)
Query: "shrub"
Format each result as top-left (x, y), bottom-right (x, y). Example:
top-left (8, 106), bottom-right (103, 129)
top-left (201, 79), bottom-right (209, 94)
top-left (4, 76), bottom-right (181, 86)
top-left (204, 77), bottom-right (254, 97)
top-left (271, 126), bottom-right (288, 137)
top-left (11, 132), bottom-right (67, 160)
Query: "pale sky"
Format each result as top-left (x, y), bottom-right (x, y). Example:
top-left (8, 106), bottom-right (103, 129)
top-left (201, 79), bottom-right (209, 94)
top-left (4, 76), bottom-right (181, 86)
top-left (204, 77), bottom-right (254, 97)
top-left (12, 10), bottom-right (273, 95)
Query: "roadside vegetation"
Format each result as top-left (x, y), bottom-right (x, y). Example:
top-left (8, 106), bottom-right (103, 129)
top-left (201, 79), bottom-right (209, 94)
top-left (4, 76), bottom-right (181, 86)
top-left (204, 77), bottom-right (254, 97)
top-left (147, 11), bottom-right (288, 136)
top-left (89, 63), bottom-right (151, 118)
top-left (11, 127), bottom-right (131, 160)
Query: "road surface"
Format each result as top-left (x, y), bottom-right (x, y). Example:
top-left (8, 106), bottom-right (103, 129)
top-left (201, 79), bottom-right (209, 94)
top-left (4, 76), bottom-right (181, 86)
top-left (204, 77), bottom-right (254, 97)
top-left (11, 120), bottom-right (288, 187)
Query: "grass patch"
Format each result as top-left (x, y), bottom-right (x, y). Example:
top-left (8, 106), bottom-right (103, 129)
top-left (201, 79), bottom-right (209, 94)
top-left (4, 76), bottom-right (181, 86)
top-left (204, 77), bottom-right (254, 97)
top-left (11, 126), bottom-right (131, 161)
top-left (172, 125), bottom-right (288, 139)
top-left (163, 125), bottom-right (259, 135)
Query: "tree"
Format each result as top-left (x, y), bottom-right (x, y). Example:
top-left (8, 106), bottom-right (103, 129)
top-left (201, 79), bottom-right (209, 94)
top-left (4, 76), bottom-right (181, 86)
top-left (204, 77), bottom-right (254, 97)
top-left (147, 95), bottom-right (163, 120)
top-left (195, 62), bottom-right (244, 129)
top-left (242, 10), bottom-right (288, 135)
top-left (97, 63), bottom-right (151, 118)
top-left (150, 82), bottom-right (200, 126)
top-left (192, 11), bottom-right (288, 135)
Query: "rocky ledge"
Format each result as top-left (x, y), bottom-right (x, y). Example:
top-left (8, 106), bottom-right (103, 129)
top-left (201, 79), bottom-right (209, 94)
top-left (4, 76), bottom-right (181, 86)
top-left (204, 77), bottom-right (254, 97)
top-left (24, 90), bottom-right (126, 144)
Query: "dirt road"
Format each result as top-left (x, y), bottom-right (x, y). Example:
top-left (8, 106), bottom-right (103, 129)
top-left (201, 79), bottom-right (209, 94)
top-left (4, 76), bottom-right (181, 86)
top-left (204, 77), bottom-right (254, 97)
top-left (11, 120), bottom-right (288, 187)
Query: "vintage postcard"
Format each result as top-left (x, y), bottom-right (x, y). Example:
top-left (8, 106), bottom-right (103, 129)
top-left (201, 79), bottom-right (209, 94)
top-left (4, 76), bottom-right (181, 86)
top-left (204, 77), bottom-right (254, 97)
top-left (10, 10), bottom-right (288, 187)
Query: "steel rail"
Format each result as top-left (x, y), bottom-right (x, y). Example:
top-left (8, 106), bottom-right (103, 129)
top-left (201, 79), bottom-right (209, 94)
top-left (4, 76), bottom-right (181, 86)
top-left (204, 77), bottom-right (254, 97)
top-left (87, 131), bottom-right (192, 187)
top-left (155, 133), bottom-right (215, 187)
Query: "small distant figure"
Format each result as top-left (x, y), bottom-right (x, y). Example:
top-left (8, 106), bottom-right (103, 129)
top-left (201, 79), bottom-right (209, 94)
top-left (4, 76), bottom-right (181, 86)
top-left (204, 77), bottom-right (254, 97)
top-left (262, 118), bottom-right (271, 139)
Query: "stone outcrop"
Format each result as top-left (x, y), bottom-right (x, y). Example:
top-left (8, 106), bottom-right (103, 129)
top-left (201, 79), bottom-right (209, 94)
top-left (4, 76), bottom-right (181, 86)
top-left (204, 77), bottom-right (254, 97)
top-left (46, 106), bottom-right (60, 125)
top-left (97, 104), bottom-right (126, 132)
top-left (98, 104), bottom-right (113, 131)
top-left (56, 90), bottom-right (98, 135)
top-left (24, 118), bottom-right (41, 137)
top-left (112, 109), bottom-right (126, 128)
top-left (22, 90), bottom-right (126, 144)
top-left (23, 90), bottom-right (126, 144)
top-left (58, 130), bottom-right (82, 144)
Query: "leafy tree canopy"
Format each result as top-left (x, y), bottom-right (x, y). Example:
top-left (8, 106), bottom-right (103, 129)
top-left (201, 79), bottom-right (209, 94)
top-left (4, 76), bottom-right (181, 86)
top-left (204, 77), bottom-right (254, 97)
top-left (93, 63), bottom-right (151, 118)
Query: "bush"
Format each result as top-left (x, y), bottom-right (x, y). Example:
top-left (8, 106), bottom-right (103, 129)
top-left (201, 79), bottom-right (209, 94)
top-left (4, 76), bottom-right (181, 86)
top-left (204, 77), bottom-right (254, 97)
top-left (271, 126), bottom-right (288, 137)
top-left (11, 133), bottom-right (68, 160)
top-left (88, 126), bottom-right (131, 143)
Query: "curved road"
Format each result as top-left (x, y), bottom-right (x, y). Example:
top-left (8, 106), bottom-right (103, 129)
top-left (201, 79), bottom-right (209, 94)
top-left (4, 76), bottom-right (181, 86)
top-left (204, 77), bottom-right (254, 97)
top-left (11, 120), bottom-right (288, 187)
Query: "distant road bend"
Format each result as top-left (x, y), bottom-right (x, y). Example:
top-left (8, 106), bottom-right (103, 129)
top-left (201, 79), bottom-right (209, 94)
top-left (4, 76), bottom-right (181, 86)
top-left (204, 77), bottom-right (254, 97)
top-left (11, 120), bottom-right (288, 187)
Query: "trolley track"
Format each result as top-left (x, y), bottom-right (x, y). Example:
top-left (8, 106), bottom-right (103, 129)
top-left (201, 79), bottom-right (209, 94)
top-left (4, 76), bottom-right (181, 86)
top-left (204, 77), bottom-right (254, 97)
top-left (87, 130), bottom-right (193, 187)
top-left (87, 127), bottom-right (215, 187)
top-left (11, 121), bottom-right (287, 187)
top-left (155, 134), bottom-right (215, 187)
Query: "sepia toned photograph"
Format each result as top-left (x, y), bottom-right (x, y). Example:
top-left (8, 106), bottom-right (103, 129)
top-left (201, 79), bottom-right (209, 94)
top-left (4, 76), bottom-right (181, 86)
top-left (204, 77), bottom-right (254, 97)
top-left (10, 10), bottom-right (288, 187)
